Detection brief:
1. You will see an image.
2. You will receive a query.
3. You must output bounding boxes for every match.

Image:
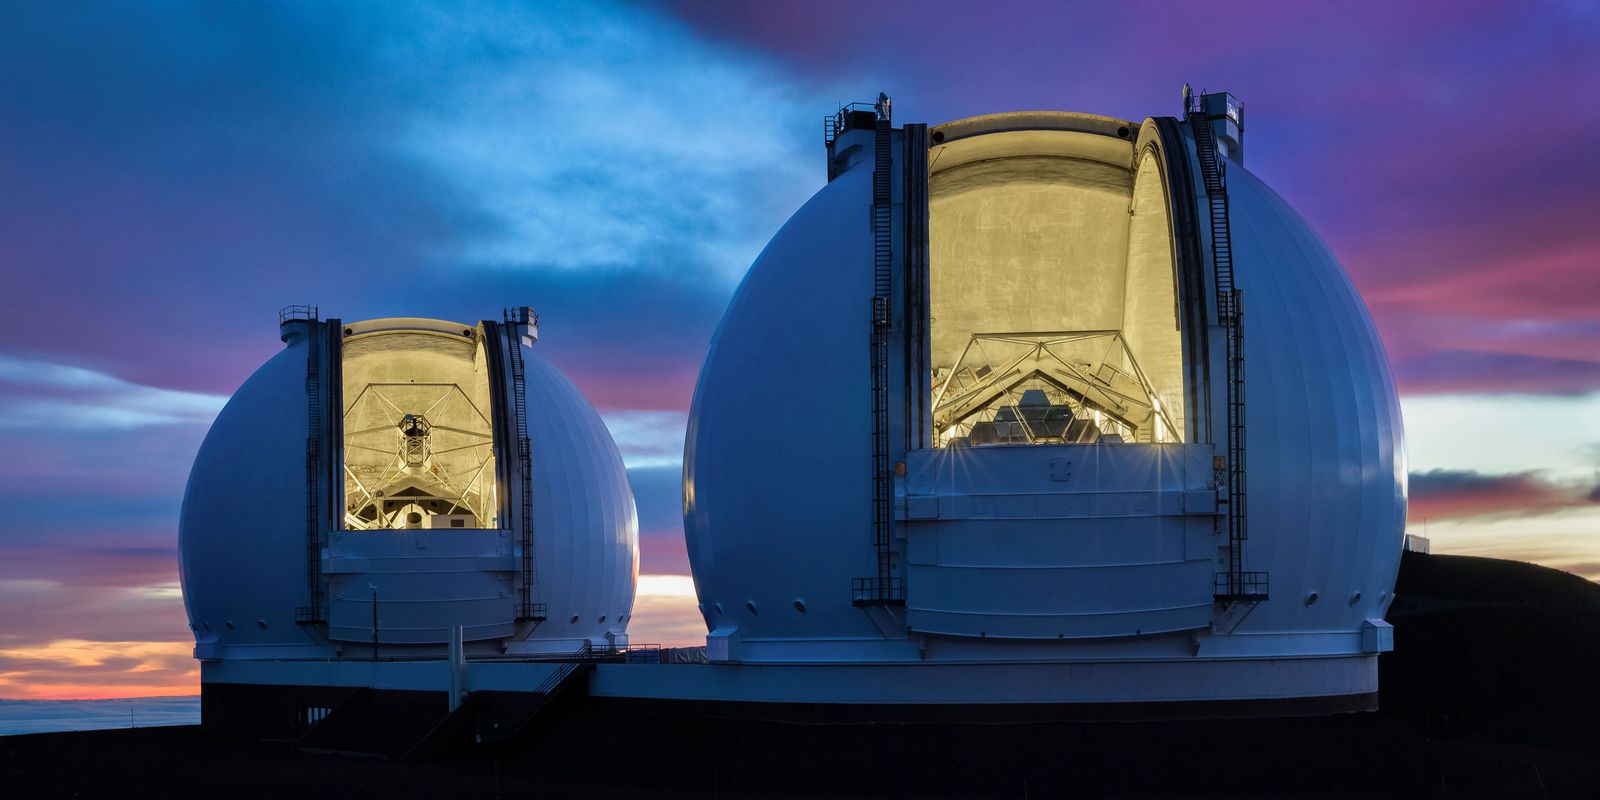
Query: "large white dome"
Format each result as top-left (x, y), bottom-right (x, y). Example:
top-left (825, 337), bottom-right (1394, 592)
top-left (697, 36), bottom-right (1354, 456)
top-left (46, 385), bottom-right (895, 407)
top-left (180, 312), bottom-right (637, 661)
top-left (683, 96), bottom-right (1404, 706)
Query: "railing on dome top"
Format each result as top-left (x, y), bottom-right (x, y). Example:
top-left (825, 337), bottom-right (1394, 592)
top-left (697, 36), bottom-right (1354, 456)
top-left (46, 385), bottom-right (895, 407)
top-left (824, 101), bottom-right (887, 181)
top-left (278, 304), bottom-right (319, 325)
top-left (1186, 92), bottom-right (1266, 603)
top-left (823, 102), bottom-right (878, 144)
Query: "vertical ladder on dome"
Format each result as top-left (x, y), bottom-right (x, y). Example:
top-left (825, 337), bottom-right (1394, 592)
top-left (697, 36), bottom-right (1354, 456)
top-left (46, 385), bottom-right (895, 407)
top-left (297, 306), bottom-right (325, 624)
top-left (1188, 96), bottom-right (1267, 603)
top-left (856, 93), bottom-right (902, 607)
top-left (504, 309), bottom-right (545, 622)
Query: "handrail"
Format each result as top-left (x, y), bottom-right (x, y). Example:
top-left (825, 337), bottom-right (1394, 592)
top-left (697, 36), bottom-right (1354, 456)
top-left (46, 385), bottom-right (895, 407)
top-left (279, 304), bottom-right (319, 324)
top-left (531, 641), bottom-right (590, 695)
top-left (823, 101), bottom-right (882, 147)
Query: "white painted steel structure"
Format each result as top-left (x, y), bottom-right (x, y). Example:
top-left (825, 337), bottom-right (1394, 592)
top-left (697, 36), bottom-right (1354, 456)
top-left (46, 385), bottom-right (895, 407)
top-left (682, 94), bottom-right (1405, 708)
top-left (180, 312), bottom-right (638, 663)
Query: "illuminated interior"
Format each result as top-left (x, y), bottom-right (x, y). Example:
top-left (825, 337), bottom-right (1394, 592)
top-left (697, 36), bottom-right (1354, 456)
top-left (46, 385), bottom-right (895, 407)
top-left (928, 120), bottom-right (1185, 447)
top-left (340, 321), bottom-right (499, 530)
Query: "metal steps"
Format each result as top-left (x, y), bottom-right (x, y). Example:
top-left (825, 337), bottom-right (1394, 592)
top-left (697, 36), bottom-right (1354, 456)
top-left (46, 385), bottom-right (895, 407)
top-left (292, 658), bottom-right (596, 760)
top-left (412, 654), bottom-right (596, 758)
top-left (470, 662), bottom-right (594, 748)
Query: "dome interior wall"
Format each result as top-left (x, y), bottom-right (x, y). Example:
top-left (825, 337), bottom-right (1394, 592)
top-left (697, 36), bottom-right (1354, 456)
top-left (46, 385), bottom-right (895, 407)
top-left (927, 128), bottom-right (1186, 447)
top-left (340, 327), bottom-right (500, 531)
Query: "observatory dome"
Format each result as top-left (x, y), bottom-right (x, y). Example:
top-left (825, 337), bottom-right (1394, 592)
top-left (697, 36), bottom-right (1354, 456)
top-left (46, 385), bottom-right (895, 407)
top-left (683, 93), bottom-right (1405, 708)
top-left (180, 310), bottom-right (637, 661)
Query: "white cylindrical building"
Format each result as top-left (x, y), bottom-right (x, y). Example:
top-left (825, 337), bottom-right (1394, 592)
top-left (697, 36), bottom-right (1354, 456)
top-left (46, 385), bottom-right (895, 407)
top-left (180, 309), bottom-right (638, 670)
top-left (681, 93), bottom-right (1405, 712)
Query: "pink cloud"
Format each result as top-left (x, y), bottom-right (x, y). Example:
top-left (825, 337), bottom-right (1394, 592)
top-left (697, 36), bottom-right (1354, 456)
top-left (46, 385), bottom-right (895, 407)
top-left (1410, 469), bottom-right (1600, 522)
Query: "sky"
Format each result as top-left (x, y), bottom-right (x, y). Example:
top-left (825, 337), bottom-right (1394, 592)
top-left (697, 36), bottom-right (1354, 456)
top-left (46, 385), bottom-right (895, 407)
top-left (0, 0), bottom-right (1596, 700)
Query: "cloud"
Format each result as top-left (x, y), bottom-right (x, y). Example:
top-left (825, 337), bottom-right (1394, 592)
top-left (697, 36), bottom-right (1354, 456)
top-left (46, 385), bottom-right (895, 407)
top-left (1394, 351), bottom-right (1600, 397)
top-left (661, 0), bottom-right (1600, 399)
top-left (1410, 468), bottom-right (1600, 522)
top-left (411, 267), bottom-right (726, 413)
top-left (605, 411), bottom-right (686, 469)
top-left (0, 573), bottom-right (196, 700)
top-left (0, 546), bottom-right (178, 589)
top-left (1, 0), bottom-right (831, 402)
top-left (0, 354), bottom-right (225, 431)
top-left (398, 1), bottom-right (821, 281)
top-left (627, 465), bottom-right (690, 575)
top-left (1400, 392), bottom-right (1600, 481)
top-left (0, 3), bottom-right (498, 393)
top-left (0, 579), bottom-right (191, 648)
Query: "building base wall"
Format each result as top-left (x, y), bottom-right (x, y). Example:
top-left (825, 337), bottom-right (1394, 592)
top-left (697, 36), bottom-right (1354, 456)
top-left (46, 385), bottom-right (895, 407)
top-left (202, 678), bottom-right (1374, 741)
top-left (202, 651), bottom-right (1378, 733)
top-left (583, 691), bottom-right (1376, 723)
top-left (592, 656), bottom-right (1378, 709)
top-left (201, 681), bottom-right (366, 740)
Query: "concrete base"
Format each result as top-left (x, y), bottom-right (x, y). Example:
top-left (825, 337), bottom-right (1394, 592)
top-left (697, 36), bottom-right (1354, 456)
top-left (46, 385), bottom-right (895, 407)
top-left (203, 651), bottom-right (1377, 724)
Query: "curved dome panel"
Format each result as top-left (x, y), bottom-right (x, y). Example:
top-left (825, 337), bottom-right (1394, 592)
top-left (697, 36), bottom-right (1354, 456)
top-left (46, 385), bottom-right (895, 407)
top-left (525, 349), bottom-right (639, 640)
top-left (684, 161), bottom-right (881, 641)
top-left (180, 342), bottom-right (313, 653)
top-left (1223, 164), bottom-right (1406, 633)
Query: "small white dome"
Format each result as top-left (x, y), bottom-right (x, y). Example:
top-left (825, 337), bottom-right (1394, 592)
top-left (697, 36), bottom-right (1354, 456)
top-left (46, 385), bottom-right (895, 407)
top-left (180, 313), bottom-right (636, 659)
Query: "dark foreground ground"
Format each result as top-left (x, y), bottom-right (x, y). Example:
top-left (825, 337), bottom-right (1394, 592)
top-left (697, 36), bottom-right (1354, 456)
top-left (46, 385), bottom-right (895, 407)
top-left (5, 552), bottom-right (1600, 799)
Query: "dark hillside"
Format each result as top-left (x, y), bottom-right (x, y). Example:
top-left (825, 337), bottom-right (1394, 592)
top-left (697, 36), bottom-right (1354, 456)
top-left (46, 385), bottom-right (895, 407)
top-left (1393, 551), bottom-right (1600, 610)
top-left (1384, 551), bottom-right (1600, 755)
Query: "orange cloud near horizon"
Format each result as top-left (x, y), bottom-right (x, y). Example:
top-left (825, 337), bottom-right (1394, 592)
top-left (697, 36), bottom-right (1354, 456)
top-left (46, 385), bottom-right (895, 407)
top-left (0, 640), bottom-right (198, 701)
top-left (0, 577), bottom-right (708, 701)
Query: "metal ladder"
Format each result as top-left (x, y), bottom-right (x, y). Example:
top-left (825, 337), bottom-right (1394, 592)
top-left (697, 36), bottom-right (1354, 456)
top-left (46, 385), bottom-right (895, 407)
top-left (1189, 100), bottom-right (1266, 602)
top-left (299, 310), bottom-right (325, 623)
top-left (503, 310), bottom-right (544, 622)
top-left (857, 93), bottom-right (902, 606)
